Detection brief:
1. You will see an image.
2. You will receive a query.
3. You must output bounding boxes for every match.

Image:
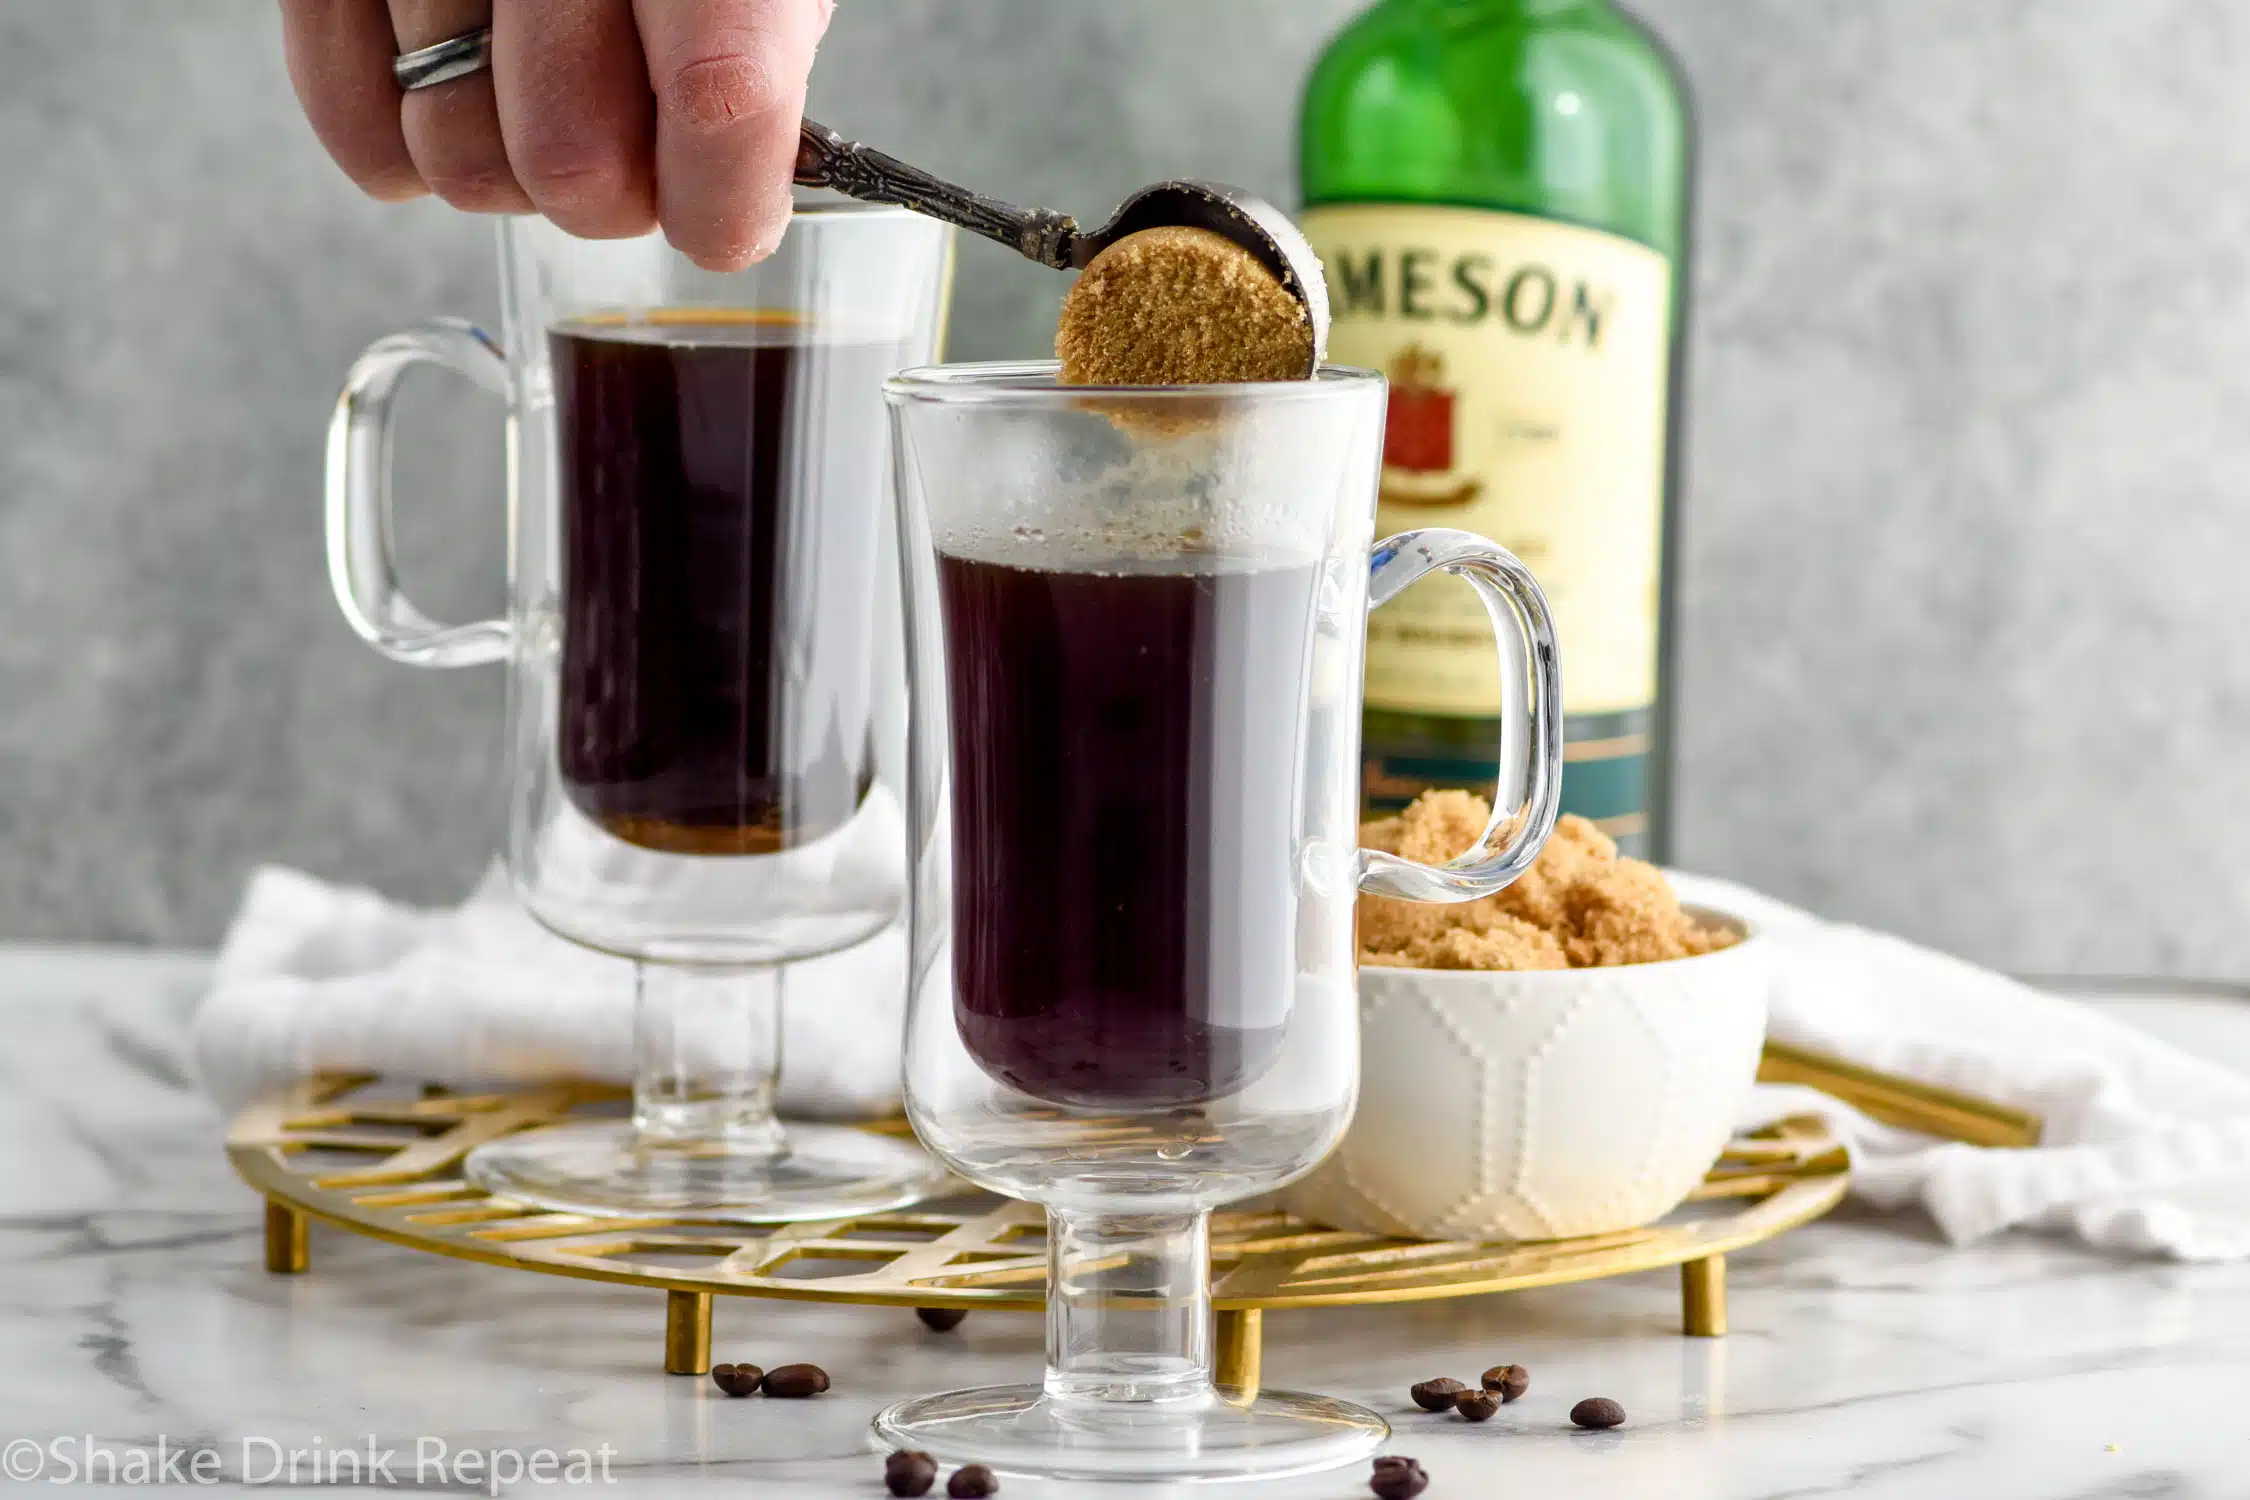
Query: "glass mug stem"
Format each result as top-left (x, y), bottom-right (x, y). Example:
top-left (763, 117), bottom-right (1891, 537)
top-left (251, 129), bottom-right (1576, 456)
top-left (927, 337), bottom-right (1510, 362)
top-left (1044, 1209), bottom-right (1214, 1409)
top-left (631, 962), bottom-right (787, 1155)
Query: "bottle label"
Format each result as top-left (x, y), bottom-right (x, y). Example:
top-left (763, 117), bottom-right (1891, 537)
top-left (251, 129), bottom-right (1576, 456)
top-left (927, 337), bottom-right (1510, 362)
top-left (1300, 203), bottom-right (1672, 720)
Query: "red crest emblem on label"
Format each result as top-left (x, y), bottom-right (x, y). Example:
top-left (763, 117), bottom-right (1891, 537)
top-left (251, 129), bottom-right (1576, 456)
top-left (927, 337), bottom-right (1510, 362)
top-left (1384, 344), bottom-right (1455, 473)
top-left (1380, 345), bottom-right (1481, 508)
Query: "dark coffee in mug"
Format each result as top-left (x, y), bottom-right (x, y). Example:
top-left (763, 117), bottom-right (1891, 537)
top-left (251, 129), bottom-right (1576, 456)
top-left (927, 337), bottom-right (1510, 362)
top-left (938, 549), bottom-right (1319, 1109)
top-left (552, 313), bottom-right (906, 855)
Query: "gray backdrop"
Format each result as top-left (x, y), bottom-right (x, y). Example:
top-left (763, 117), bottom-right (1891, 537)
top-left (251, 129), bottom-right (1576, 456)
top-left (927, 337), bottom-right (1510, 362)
top-left (3, 1), bottom-right (2245, 976)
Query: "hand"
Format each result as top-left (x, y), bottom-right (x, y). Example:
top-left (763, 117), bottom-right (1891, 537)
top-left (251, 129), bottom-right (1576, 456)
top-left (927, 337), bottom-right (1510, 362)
top-left (279, 0), bottom-right (835, 269)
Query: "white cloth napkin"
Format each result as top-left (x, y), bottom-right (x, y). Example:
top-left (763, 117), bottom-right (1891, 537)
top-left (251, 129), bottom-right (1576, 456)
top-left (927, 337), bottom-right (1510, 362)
top-left (191, 864), bottom-right (907, 1119)
top-left (194, 859), bottom-right (2250, 1260)
top-left (1673, 873), bottom-right (2250, 1262)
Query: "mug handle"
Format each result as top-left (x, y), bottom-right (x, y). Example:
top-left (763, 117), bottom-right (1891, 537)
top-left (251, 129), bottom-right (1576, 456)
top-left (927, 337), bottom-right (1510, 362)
top-left (324, 318), bottom-right (513, 667)
top-left (1356, 527), bottom-right (1564, 902)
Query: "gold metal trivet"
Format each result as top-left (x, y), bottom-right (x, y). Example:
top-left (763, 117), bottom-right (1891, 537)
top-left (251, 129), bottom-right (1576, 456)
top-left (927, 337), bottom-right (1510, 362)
top-left (1757, 1039), bottom-right (2044, 1148)
top-left (229, 1077), bottom-right (1849, 1393)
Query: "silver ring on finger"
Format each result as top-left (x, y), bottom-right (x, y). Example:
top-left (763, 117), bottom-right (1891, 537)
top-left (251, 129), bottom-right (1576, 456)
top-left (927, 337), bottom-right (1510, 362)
top-left (394, 26), bottom-right (493, 92)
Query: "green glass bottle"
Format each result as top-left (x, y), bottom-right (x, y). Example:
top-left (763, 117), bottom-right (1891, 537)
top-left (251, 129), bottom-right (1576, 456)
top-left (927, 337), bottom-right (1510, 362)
top-left (1301, 0), bottom-right (1691, 858)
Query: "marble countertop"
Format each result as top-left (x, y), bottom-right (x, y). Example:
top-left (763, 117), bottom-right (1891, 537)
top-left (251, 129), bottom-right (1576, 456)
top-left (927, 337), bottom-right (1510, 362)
top-left (6, 945), bottom-right (2250, 1499)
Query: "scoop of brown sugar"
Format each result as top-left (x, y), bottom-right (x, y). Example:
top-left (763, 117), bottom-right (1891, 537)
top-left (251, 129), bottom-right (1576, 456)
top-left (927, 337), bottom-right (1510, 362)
top-left (1358, 793), bottom-right (1739, 971)
top-left (1056, 226), bottom-right (1315, 386)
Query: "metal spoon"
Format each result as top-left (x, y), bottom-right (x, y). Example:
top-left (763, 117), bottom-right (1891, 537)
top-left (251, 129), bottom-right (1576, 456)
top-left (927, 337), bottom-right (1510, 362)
top-left (795, 119), bottom-right (1329, 366)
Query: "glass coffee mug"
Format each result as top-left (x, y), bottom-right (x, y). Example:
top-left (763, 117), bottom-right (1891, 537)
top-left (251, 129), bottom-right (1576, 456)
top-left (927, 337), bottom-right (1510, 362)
top-left (877, 364), bottom-right (1564, 1481)
top-left (324, 206), bottom-right (955, 1219)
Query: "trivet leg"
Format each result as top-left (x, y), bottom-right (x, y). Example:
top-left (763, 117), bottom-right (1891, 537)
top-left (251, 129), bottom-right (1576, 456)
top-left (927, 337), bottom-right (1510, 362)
top-left (1214, 1308), bottom-right (1262, 1399)
top-left (264, 1200), bottom-right (309, 1274)
top-left (665, 1290), bottom-right (713, 1375)
top-left (1682, 1255), bottom-right (1726, 1337)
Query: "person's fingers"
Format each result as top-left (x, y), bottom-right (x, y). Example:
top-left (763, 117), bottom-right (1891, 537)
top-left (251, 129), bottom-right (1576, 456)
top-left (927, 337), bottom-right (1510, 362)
top-left (492, 0), bottom-right (656, 240)
top-left (391, 0), bottom-right (533, 214)
top-left (633, 0), bottom-right (836, 270)
top-left (279, 0), bottom-right (427, 202)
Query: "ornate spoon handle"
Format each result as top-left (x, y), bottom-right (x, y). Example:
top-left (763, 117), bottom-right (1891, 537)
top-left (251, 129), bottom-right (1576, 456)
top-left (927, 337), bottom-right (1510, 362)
top-left (795, 119), bottom-right (1079, 269)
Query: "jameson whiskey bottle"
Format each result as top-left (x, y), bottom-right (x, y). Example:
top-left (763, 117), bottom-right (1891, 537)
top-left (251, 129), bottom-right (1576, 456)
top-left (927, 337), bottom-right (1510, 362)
top-left (1301, 0), bottom-right (1690, 857)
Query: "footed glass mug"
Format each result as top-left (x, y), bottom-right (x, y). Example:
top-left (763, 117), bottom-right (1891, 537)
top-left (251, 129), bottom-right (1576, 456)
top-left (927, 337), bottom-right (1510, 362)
top-left (878, 364), bottom-right (1564, 1481)
top-left (324, 206), bottom-right (955, 1219)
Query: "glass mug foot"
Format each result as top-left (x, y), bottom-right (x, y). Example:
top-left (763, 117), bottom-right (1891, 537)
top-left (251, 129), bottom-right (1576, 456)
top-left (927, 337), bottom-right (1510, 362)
top-left (464, 1119), bottom-right (951, 1222)
top-left (871, 1384), bottom-right (1389, 1485)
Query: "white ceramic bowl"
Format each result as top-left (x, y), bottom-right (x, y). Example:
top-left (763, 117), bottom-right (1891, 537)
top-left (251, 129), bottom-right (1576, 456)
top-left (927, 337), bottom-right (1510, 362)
top-left (1278, 907), bottom-right (1768, 1242)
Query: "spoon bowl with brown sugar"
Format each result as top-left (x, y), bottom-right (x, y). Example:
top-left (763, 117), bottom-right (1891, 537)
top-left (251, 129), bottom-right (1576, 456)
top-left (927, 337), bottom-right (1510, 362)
top-left (796, 119), bottom-right (1327, 381)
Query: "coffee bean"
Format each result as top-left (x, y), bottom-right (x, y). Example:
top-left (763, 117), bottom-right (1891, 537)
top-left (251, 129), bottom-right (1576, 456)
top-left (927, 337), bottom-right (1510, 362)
top-left (1408, 1377), bottom-right (1466, 1412)
top-left (917, 1307), bottom-right (969, 1332)
top-left (884, 1450), bottom-right (938, 1498)
top-left (709, 1363), bottom-right (762, 1398)
top-left (946, 1463), bottom-right (999, 1498)
top-left (1370, 1455), bottom-right (1429, 1498)
top-left (1570, 1397), bottom-right (1626, 1429)
top-left (759, 1363), bottom-right (830, 1398)
top-left (1455, 1389), bottom-right (1500, 1422)
top-left (1481, 1363), bottom-right (1529, 1402)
